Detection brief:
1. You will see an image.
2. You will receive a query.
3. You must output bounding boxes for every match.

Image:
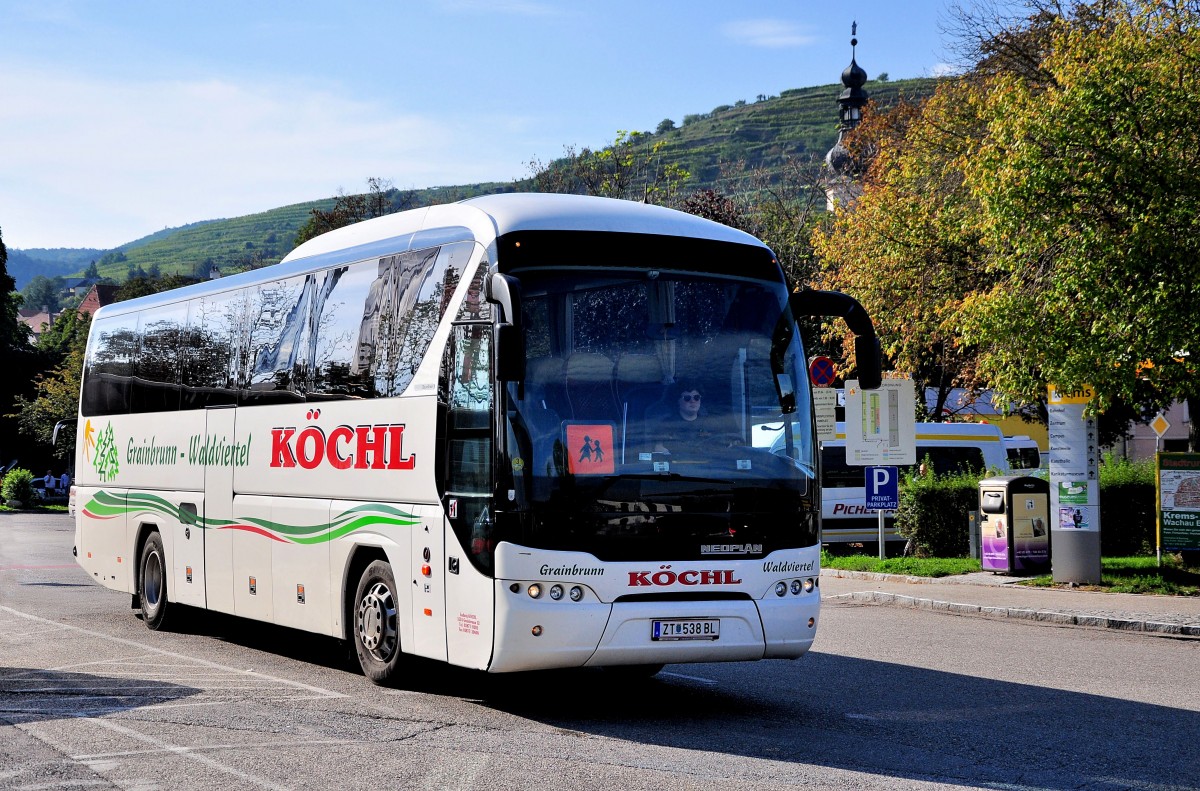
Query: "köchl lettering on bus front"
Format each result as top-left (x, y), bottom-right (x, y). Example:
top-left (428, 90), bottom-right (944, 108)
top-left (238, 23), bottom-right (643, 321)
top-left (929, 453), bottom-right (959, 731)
top-left (627, 568), bottom-right (742, 587)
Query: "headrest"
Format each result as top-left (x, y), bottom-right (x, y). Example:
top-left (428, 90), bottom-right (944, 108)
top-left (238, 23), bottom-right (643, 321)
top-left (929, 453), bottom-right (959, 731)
top-left (616, 353), bottom-right (661, 384)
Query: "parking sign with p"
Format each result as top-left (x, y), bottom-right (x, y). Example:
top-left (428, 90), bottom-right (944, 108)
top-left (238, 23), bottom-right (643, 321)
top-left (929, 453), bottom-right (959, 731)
top-left (865, 466), bottom-right (899, 510)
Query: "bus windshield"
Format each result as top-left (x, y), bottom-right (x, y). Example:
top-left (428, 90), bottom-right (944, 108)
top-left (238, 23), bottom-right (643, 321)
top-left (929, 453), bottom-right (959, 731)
top-left (500, 265), bottom-right (816, 561)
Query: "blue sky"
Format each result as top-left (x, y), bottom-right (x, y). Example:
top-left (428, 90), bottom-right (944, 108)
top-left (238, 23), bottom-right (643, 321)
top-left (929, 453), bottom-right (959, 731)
top-left (0, 0), bottom-right (959, 250)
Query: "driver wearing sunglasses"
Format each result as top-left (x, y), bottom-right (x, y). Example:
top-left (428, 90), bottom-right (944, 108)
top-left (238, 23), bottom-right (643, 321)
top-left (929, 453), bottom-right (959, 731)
top-left (653, 381), bottom-right (737, 455)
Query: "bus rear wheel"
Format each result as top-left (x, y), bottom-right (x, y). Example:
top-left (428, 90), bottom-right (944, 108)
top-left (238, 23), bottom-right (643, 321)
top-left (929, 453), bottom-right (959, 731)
top-left (353, 560), bottom-right (403, 685)
top-left (139, 530), bottom-right (171, 631)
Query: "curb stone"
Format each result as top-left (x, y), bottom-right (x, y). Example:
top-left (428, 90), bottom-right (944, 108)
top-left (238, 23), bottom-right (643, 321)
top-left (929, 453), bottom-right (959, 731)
top-left (821, 584), bottom-right (1200, 638)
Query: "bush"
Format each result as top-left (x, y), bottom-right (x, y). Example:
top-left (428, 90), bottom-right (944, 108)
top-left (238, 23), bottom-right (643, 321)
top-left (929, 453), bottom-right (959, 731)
top-left (1099, 454), bottom-right (1156, 555)
top-left (1, 467), bottom-right (36, 505)
top-left (895, 470), bottom-right (981, 557)
top-left (895, 453), bottom-right (1160, 558)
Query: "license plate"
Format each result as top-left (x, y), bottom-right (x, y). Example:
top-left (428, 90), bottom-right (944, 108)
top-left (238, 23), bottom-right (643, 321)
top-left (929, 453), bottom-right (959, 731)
top-left (651, 618), bottom-right (720, 641)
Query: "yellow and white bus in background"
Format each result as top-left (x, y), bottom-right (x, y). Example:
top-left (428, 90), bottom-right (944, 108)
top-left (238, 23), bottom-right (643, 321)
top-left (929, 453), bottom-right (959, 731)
top-left (72, 193), bottom-right (881, 683)
top-left (818, 421), bottom-right (1016, 547)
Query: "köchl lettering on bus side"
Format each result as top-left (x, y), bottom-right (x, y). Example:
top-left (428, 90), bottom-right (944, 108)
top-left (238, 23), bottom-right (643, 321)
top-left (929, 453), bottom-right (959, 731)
top-left (270, 423), bottom-right (415, 470)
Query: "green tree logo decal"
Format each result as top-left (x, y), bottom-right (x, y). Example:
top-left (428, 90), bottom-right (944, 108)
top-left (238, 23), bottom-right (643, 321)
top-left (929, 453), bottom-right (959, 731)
top-left (93, 422), bottom-right (120, 482)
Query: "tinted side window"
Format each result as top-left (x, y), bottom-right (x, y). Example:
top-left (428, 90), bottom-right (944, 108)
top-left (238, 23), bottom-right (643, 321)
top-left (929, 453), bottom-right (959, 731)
top-left (455, 262), bottom-right (491, 322)
top-left (308, 262), bottom-right (380, 400)
top-left (183, 292), bottom-right (240, 408)
top-left (915, 445), bottom-right (986, 476)
top-left (820, 446), bottom-right (862, 488)
top-left (1007, 447), bottom-right (1040, 469)
top-left (81, 313), bottom-right (140, 416)
top-left (242, 276), bottom-right (310, 405)
top-left (132, 303), bottom-right (187, 413)
top-left (326, 242), bottom-right (472, 399)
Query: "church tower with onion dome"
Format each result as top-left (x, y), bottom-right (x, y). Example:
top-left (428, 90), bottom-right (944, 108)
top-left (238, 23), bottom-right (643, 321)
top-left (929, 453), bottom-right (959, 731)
top-left (824, 22), bottom-right (870, 210)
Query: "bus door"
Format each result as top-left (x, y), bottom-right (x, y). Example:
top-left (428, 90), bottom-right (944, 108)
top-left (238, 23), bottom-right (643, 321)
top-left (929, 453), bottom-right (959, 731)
top-left (409, 503), bottom-right (447, 662)
top-left (171, 498), bottom-right (206, 609)
top-left (202, 405), bottom-right (236, 614)
top-left (441, 322), bottom-right (496, 670)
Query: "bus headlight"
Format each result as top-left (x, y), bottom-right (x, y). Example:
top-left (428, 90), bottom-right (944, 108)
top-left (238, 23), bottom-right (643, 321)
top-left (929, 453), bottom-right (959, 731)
top-left (549, 584), bottom-right (563, 601)
top-left (790, 579), bottom-right (803, 595)
top-left (775, 581), bottom-right (788, 597)
top-left (527, 583), bottom-right (542, 599)
top-left (804, 578), bottom-right (815, 593)
top-left (569, 586), bottom-right (584, 602)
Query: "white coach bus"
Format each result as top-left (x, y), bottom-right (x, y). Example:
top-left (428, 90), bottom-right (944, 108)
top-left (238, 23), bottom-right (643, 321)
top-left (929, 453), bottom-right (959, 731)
top-left (73, 193), bottom-right (880, 683)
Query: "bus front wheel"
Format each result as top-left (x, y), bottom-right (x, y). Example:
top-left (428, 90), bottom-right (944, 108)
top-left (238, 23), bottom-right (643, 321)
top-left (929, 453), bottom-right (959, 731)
top-left (139, 531), bottom-right (171, 630)
top-left (353, 560), bottom-right (403, 684)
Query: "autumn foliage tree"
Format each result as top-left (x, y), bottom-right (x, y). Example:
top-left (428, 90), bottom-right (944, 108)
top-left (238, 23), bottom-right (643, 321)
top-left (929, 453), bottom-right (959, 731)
top-left (814, 0), bottom-right (1200, 443)
top-left (812, 82), bottom-right (997, 418)
top-left (960, 1), bottom-right (1200, 447)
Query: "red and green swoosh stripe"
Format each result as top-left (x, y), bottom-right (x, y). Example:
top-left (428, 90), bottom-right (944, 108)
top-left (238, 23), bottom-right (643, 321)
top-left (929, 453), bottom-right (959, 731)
top-left (82, 490), bottom-right (421, 544)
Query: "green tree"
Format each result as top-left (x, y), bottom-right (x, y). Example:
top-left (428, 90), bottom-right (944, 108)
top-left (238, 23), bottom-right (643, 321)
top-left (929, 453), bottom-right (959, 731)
top-left (959, 1), bottom-right (1200, 447)
top-left (36, 308), bottom-right (89, 363)
top-left (10, 307), bottom-right (90, 460)
top-left (8, 342), bottom-right (85, 463)
top-left (21, 275), bottom-right (63, 314)
top-left (0, 226), bottom-right (30, 350)
top-left (527, 130), bottom-right (691, 205)
top-left (294, 177), bottom-right (415, 246)
top-left (1, 226), bottom-right (46, 470)
top-left (115, 273), bottom-right (198, 302)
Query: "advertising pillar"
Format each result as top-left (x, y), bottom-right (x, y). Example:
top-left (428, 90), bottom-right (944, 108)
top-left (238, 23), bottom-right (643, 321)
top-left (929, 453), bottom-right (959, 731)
top-left (1047, 385), bottom-right (1102, 584)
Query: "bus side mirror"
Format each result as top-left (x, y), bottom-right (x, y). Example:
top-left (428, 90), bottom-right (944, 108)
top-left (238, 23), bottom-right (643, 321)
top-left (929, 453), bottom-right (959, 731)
top-left (854, 335), bottom-right (882, 391)
top-left (776, 374), bottom-right (796, 414)
top-left (52, 419), bottom-right (74, 448)
top-left (788, 289), bottom-right (882, 390)
top-left (484, 273), bottom-right (521, 324)
top-left (485, 273), bottom-right (525, 382)
top-left (495, 323), bottom-right (525, 382)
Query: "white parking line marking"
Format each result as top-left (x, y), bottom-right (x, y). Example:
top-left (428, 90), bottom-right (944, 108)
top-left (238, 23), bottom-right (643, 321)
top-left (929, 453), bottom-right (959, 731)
top-left (660, 671), bottom-right (719, 685)
top-left (0, 605), bottom-right (345, 699)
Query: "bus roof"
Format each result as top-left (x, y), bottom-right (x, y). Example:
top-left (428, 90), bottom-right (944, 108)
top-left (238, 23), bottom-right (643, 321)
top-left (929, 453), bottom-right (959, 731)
top-left (94, 194), bottom-right (767, 319)
top-left (287, 193), bottom-right (765, 263)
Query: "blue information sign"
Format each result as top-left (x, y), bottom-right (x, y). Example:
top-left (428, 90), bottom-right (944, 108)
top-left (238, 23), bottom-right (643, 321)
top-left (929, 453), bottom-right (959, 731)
top-left (865, 466), bottom-right (899, 510)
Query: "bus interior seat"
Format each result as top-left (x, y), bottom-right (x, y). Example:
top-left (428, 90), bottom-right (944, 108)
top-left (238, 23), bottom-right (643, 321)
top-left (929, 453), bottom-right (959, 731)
top-left (525, 356), bottom-right (568, 416)
top-left (564, 352), bottom-right (619, 423)
top-left (615, 352), bottom-right (664, 444)
top-left (522, 356), bottom-right (567, 476)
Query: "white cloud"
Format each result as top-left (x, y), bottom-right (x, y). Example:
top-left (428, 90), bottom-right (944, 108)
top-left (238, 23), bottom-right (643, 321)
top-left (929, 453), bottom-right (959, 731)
top-left (723, 19), bottom-right (816, 49)
top-left (930, 62), bottom-right (962, 78)
top-left (0, 64), bottom-right (520, 249)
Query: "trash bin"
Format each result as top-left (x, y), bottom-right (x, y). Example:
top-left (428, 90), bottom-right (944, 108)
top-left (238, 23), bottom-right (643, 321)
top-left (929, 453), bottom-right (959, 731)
top-left (978, 475), bottom-right (1051, 574)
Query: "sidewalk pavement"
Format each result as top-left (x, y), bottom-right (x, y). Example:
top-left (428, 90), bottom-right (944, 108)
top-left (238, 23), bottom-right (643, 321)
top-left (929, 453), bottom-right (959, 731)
top-left (820, 569), bottom-right (1200, 637)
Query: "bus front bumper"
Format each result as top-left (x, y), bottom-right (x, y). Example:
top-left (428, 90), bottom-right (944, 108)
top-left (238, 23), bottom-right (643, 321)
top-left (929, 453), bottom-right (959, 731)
top-left (488, 584), bottom-right (819, 672)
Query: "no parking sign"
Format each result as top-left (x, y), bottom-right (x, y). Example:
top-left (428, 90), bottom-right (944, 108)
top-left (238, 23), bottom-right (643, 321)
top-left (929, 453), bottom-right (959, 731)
top-left (809, 356), bottom-right (836, 387)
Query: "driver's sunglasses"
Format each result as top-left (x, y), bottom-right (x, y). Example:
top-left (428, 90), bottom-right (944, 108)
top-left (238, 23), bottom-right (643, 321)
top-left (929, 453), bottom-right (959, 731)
top-left (680, 393), bottom-right (702, 402)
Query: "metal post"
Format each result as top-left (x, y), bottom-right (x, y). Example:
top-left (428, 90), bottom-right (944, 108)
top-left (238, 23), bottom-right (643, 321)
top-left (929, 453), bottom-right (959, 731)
top-left (878, 509), bottom-right (886, 560)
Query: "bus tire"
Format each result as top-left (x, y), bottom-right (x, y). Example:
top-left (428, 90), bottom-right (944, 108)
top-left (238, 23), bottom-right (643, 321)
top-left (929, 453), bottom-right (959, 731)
top-left (139, 531), bottom-right (171, 631)
top-left (353, 560), bottom-right (403, 685)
